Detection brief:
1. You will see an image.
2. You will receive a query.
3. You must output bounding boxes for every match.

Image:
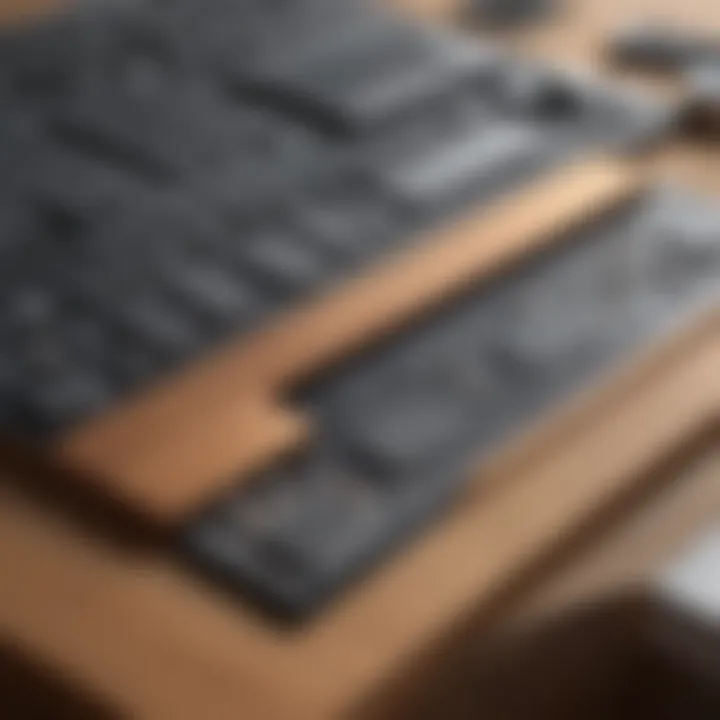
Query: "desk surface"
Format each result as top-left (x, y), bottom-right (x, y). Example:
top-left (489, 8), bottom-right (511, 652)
top-left (1, 2), bottom-right (720, 719)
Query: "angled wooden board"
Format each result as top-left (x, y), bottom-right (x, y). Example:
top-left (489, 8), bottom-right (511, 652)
top-left (49, 158), bottom-right (646, 524)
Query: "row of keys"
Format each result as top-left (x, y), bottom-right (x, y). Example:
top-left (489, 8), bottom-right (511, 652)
top-left (0, 0), bottom-right (670, 438)
top-left (186, 188), bottom-right (720, 619)
top-left (0, 169), bottom-right (406, 434)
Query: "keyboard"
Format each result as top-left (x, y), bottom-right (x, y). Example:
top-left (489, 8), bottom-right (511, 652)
top-left (186, 186), bottom-right (720, 617)
top-left (0, 0), bottom-right (668, 438)
top-left (0, 0), bottom-right (701, 620)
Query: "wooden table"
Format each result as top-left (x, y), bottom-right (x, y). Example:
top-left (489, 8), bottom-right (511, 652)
top-left (1, 1), bottom-right (719, 718)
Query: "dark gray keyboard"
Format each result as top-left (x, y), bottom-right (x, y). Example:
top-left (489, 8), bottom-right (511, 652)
top-left (0, 0), bottom-right (670, 437)
top-left (185, 188), bottom-right (720, 618)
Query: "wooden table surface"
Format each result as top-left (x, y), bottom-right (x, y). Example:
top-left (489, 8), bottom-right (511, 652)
top-left (1, 2), bottom-right (720, 719)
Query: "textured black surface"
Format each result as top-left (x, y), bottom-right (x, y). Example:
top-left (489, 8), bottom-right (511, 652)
top-left (0, 0), bottom-right (670, 437)
top-left (185, 188), bottom-right (720, 619)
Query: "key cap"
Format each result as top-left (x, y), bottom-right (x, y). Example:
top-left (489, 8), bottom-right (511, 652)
top-left (8, 316), bottom-right (110, 433)
top-left (0, 14), bottom-right (93, 98)
top-left (27, 149), bottom-right (131, 235)
top-left (216, 1), bottom-right (393, 78)
top-left (292, 202), bottom-right (363, 257)
top-left (385, 124), bottom-right (544, 207)
top-left (294, 174), bottom-right (397, 258)
top-left (192, 140), bottom-right (311, 220)
top-left (0, 200), bottom-right (35, 252)
top-left (3, 284), bottom-right (59, 332)
top-left (240, 25), bottom-right (499, 135)
top-left (643, 202), bottom-right (720, 292)
top-left (109, 344), bottom-right (163, 388)
top-left (92, 10), bottom-right (187, 94)
top-left (164, 262), bottom-right (259, 328)
top-left (241, 226), bottom-right (326, 296)
top-left (90, 195), bottom-right (225, 269)
top-left (258, 480), bottom-right (382, 578)
top-left (53, 88), bottom-right (248, 180)
top-left (15, 370), bottom-right (110, 434)
top-left (111, 294), bottom-right (197, 357)
top-left (335, 358), bottom-right (477, 476)
top-left (499, 68), bottom-right (587, 119)
top-left (487, 270), bottom-right (616, 380)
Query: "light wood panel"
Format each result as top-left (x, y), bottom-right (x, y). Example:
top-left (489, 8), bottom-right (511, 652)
top-left (54, 158), bottom-right (644, 524)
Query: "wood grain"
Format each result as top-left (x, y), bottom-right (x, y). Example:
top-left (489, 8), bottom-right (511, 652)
top-left (54, 158), bottom-right (644, 524)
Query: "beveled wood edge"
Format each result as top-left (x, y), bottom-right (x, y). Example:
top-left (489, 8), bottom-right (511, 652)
top-left (51, 157), bottom-right (646, 524)
top-left (2, 307), bottom-right (717, 720)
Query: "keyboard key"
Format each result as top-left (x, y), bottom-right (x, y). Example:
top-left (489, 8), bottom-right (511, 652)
top-left (27, 150), bottom-right (132, 233)
top-left (385, 124), bottom-right (544, 206)
top-left (109, 345), bottom-right (163, 388)
top-left (239, 26), bottom-right (499, 135)
top-left (499, 68), bottom-right (588, 119)
top-left (334, 358), bottom-right (478, 475)
top-left (53, 88), bottom-right (250, 180)
top-left (0, 14), bottom-right (94, 99)
top-left (242, 226), bottom-right (326, 296)
top-left (163, 263), bottom-right (259, 328)
top-left (0, 199), bottom-right (37, 252)
top-left (294, 176), bottom-right (398, 258)
top-left (15, 371), bottom-right (109, 433)
top-left (111, 295), bottom-right (197, 357)
top-left (642, 202), bottom-right (720, 293)
top-left (258, 481), bottom-right (382, 577)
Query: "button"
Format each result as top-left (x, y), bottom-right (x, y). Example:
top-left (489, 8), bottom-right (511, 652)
top-left (261, 481), bottom-right (380, 575)
top-left (15, 369), bottom-right (110, 434)
top-left (334, 356), bottom-right (477, 476)
top-left (111, 294), bottom-right (197, 357)
top-left (487, 290), bottom-right (604, 378)
top-left (242, 227), bottom-right (326, 296)
top-left (53, 87), bottom-right (247, 180)
top-left (386, 123), bottom-right (543, 207)
top-left (238, 25), bottom-right (498, 136)
top-left (500, 68), bottom-right (586, 119)
top-left (164, 262), bottom-right (259, 329)
top-left (647, 208), bottom-right (720, 291)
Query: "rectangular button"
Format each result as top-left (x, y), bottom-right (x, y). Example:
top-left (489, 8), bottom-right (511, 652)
top-left (386, 124), bottom-right (544, 206)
